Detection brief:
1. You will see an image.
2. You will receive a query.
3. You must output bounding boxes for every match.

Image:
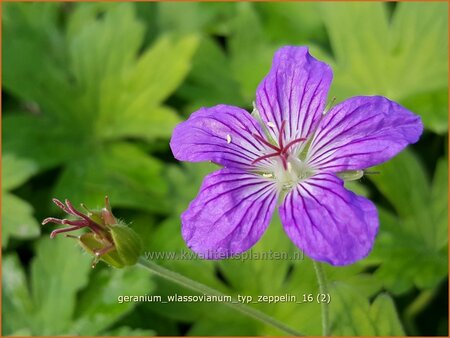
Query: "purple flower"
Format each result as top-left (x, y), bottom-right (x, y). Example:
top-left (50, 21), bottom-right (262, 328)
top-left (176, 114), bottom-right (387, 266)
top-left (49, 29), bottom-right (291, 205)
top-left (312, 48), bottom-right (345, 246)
top-left (170, 47), bottom-right (423, 265)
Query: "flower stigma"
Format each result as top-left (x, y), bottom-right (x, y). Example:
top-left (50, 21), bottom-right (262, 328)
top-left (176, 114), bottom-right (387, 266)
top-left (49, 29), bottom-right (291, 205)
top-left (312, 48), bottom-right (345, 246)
top-left (250, 119), bottom-right (315, 191)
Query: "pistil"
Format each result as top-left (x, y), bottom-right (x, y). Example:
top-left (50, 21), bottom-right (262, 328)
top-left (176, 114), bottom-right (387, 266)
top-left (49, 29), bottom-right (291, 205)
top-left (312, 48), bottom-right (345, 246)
top-left (252, 120), bottom-right (306, 170)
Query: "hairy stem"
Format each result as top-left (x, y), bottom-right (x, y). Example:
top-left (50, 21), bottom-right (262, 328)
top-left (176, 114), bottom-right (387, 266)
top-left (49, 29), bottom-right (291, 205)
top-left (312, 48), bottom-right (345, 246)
top-left (137, 257), bottom-right (303, 336)
top-left (313, 260), bottom-right (330, 336)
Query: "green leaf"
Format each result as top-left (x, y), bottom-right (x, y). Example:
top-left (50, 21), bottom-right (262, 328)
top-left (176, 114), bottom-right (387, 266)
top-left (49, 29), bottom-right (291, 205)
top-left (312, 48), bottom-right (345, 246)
top-left (116, 34), bottom-right (198, 108)
top-left (157, 2), bottom-right (236, 36)
top-left (53, 142), bottom-right (169, 213)
top-left (178, 37), bottom-right (245, 112)
top-left (71, 268), bottom-right (154, 335)
top-left (4, 3), bottom-right (198, 178)
top-left (2, 154), bottom-right (40, 246)
top-left (430, 157), bottom-right (448, 250)
top-left (2, 193), bottom-right (40, 246)
top-left (157, 2), bottom-right (207, 33)
top-left (369, 293), bottom-right (405, 336)
top-left (66, 3), bottom-right (124, 43)
top-left (2, 154), bottom-right (38, 191)
top-left (256, 2), bottom-right (325, 44)
top-left (3, 114), bottom-right (80, 170)
top-left (67, 3), bottom-right (145, 119)
top-left (97, 34), bottom-right (198, 140)
top-left (101, 105), bottom-right (181, 142)
top-left (102, 326), bottom-right (155, 336)
top-left (188, 316), bottom-right (258, 336)
top-left (369, 151), bottom-right (448, 293)
top-left (389, 2), bottom-right (448, 96)
top-left (229, 3), bottom-right (276, 102)
top-left (30, 237), bottom-right (91, 335)
top-left (371, 150), bottom-right (429, 222)
top-left (371, 150), bottom-right (446, 251)
top-left (321, 2), bottom-right (448, 131)
top-left (330, 284), bottom-right (404, 335)
top-left (330, 283), bottom-right (376, 335)
top-left (2, 255), bottom-right (34, 335)
top-left (3, 3), bottom-right (74, 118)
top-left (401, 89), bottom-right (448, 135)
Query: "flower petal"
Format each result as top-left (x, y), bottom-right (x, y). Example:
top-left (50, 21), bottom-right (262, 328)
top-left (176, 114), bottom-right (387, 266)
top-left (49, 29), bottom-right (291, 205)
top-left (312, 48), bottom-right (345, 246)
top-left (279, 173), bottom-right (378, 265)
top-left (307, 96), bottom-right (423, 171)
top-left (170, 105), bottom-right (269, 169)
top-left (255, 46), bottom-right (332, 148)
top-left (182, 168), bottom-right (279, 259)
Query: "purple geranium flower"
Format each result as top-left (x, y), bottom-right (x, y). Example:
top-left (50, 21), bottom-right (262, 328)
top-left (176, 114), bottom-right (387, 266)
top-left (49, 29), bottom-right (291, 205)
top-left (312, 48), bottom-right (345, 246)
top-left (170, 47), bottom-right (423, 265)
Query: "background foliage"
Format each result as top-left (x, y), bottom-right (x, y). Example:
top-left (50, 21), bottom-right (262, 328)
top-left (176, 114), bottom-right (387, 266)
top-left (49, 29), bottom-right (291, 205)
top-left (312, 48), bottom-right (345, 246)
top-left (2, 2), bottom-right (448, 336)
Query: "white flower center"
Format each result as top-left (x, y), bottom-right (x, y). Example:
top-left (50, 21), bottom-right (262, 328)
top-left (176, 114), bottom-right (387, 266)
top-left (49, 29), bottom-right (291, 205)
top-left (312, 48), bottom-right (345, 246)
top-left (272, 156), bottom-right (314, 191)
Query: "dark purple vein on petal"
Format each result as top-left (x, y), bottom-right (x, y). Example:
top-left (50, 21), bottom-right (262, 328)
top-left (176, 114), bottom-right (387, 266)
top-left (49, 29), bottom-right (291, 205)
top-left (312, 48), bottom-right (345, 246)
top-left (297, 73), bottom-right (311, 138)
top-left (304, 77), bottom-right (326, 138)
top-left (299, 183), bottom-right (346, 250)
top-left (206, 116), bottom-right (263, 151)
top-left (190, 126), bottom-right (262, 159)
top-left (310, 109), bottom-right (379, 155)
top-left (220, 188), bottom-right (277, 252)
top-left (200, 180), bottom-right (276, 208)
top-left (307, 135), bottom-right (382, 165)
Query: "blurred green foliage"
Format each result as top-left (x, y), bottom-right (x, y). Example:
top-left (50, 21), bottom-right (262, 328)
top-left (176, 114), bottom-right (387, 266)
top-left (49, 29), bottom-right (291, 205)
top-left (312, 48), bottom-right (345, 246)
top-left (2, 2), bottom-right (448, 336)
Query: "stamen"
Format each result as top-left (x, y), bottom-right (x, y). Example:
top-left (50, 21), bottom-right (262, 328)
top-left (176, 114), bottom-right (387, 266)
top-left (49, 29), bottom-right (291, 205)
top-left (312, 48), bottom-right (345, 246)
top-left (282, 137), bottom-right (306, 154)
top-left (267, 122), bottom-right (276, 129)
top-left (252, 152), bottom-right (280, 164)
top-left (251, 120), bottom-right (306, 172)
top-left (226, 134), bottom-right (232, 144)
top-left (62, 219), bottom-right (88, 227)
top-left (81, 203), bottom-right (92, 214)
top-left (52, 198), bottom-right (71, 214)
top-left (252, 133), bottom-right (280, 151)
top-left (50, 225), bottom-right (87, 238)
top-left (65, 199), bottom-right (91, 222)
top-left (42, 217), bottom-right (65, 225)
top-left (47, 198), bottom-right (106, 237)
top-left (65, 199), bottom-right (104, 234)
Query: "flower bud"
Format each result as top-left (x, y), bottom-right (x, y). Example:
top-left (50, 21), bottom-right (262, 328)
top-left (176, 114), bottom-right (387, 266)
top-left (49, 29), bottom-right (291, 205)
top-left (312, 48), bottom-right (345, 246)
top-left (110, 224), bottom-right (142, 266)
top-left (42, 197), bottom-right (142, 268)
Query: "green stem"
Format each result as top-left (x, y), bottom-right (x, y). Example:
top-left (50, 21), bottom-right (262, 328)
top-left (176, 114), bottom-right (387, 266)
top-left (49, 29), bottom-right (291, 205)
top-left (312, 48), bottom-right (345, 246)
top-left (403, 289), bottom-right (436, 335)
top-left (313, 260), bottom-right (330, 336)
top-left (137, 257), bottom-right (302, 336)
